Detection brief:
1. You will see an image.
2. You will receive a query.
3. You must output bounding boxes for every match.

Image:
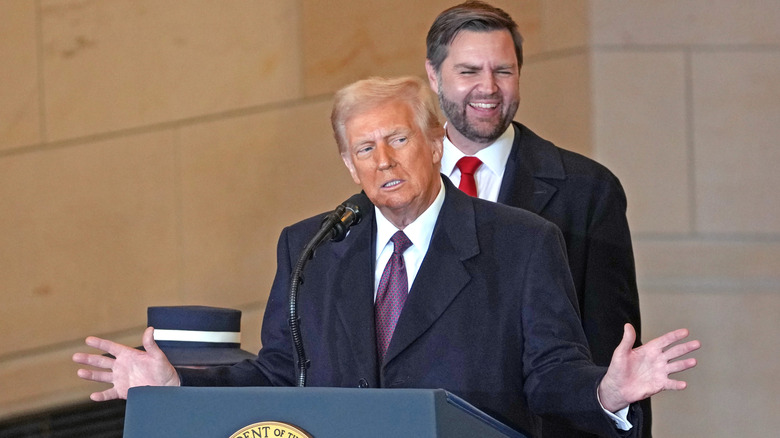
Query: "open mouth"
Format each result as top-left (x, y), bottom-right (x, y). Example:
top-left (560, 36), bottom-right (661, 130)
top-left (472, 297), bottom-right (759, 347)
top-left (382, 179), bottom-right (403, 188)
top-left (469, 102), bottom-right (498, 110)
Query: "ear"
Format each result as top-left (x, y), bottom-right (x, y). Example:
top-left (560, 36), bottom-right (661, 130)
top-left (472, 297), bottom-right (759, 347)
top-left (341, 152), bottom-right (361, 185)
top-left (425, 60), bottom-right (440, 92)
top-left (430, 133), bottom-right (444, 166)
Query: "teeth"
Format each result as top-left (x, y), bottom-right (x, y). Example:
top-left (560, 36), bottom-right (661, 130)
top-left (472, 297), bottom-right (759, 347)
top-left (470, 102), bottom-right (497, 109)
top-left (384, 180), bottom-right (401, 188)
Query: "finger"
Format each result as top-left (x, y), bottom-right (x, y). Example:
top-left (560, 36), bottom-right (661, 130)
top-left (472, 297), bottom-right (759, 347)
top-left (142, 326), bottom-right (166, 358)
top-left (640, 328), bottom-right (687, 352)
top-left (90, 388), bottom-right (119, 402)
top-left (72, 352), bottom-right (115, 369)
top-left (142, 326), bottom-right (156, 351)
top-left (663, 340), bottom-right (701, 360)
top-left (77, 368), bottom-right (115, 384)
top-left (615, 323), bottom-right (636, 355)
top-left (664, 379), bottom-right (688, 391)
top-left (667, 357), bottom-right (697, 374)
top-left (85, 336), bottom-right (130, 357)
top-left (648, 328), bottom-right (690, 350)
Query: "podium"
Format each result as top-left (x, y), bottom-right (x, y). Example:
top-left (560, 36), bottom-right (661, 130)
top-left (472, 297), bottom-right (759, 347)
top-left (123, 386), bottom-right (528, 438)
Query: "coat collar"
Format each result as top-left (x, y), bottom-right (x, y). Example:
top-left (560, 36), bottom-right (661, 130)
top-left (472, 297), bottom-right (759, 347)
top-left (327, 193), bottom-right (380, 383)
top-left (324, 181), bottom-right (481, 380)
top-left (497, 122), bottom-right (564, 214)
top-left (382, 177), bottom-right (478, 367)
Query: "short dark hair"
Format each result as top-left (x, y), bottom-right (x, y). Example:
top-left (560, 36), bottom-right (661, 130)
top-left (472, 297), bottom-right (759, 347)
top-left (426, 1), bottom-right (524, 73)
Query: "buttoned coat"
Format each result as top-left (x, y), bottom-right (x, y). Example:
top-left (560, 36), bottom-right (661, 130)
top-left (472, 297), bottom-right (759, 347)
top-left (179, 178), bottom-right (640, 438)
top-left (494, 122), bottom-right (647, 437)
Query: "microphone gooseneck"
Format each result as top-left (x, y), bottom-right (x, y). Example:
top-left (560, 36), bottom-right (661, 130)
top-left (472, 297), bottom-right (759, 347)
top-left (288, 194), bottom-right (366, 387)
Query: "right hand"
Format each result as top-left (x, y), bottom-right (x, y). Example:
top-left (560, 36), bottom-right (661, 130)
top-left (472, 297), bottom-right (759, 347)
top-left (72, 326), bottom-right (180, 401)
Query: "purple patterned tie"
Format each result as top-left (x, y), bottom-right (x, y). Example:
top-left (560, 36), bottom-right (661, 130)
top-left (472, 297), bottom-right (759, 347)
top-left (375, 231), bottom-right (413, 361)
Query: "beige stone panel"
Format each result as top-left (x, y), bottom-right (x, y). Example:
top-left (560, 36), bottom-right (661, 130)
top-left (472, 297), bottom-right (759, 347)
top-left (640, 289), bottom-right (780, 437)
top-left (540, 0), bottom-right (588, 52)
top-left (41, 0), bottom-right (301, 141)
top-left (0, 0), bottom-right (40, 150)
top-left (634, 238), bottom-right (780, 308)
top-left (592, 51), bottom-right (690, 234)
top-left (0, 131), bottom-right (178, 355)
top-left (591, 0), bottom-right (780, 46)
top-left (517, 53), bottom-right (591, 156)
top-left (693, 52), bottom-right (780, 234)
top-left (301, 0), bottom-right (532, 97)
top-left (178, 99), bottom-right (357, 307)
top-left (0, 333), bottom-right (139, 420)
top-left (635, 239), bottom-right (780, 287)
top-left (501, 0), bottom-right (542, 59)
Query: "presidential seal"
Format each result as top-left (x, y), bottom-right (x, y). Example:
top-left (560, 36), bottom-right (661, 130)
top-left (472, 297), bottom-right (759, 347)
top-left (229, 421), bottom-right (312, 438)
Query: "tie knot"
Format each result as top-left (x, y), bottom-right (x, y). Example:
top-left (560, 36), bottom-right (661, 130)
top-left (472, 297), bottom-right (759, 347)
top-left (456, 156), bottom-right (482, 175)
top-left (390, 231), bottom-right (412, 255)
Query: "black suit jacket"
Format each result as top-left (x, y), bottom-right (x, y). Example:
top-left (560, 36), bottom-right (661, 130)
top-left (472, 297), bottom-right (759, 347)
top-left (492, 122), bottom-right (647, 437)
top-left (179, 178), bottom-right (640, 437)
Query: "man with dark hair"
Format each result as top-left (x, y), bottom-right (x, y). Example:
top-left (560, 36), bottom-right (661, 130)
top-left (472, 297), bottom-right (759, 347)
top-left (74, 76), bottom-right (696, 438)
top-left (425, 2), bottom-right (649, 436)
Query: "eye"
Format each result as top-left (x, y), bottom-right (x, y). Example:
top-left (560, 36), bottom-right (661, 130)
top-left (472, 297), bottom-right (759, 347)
top-left (355, 145), bottom-right (374, 157)
top-left (388, 134), bottom-right (411, 148)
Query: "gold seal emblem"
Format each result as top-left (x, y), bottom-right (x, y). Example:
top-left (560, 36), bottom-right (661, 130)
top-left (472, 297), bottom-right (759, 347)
top-left (229, 421), bottom-right (313, 438)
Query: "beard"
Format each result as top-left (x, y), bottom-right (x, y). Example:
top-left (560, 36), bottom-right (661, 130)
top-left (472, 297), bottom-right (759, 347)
top-left (438, 87), bottom-right (519, 145)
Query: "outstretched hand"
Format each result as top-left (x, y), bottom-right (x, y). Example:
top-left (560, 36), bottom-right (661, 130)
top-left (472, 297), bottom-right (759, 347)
top-left (72, 326), bottom-right (180, 401)
top-left (598, 324), bottom-right (700, 412)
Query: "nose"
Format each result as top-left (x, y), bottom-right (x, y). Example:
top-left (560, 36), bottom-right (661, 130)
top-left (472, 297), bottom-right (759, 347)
top-left (375, 143), bottom-right (395, 170)
top-left (477, 71), bottom-right (498, 94)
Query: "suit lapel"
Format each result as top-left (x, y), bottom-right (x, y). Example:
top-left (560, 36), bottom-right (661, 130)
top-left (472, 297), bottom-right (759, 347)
top-left (329, 199), bottom-right (380, 384)
top-left (382, 179), bottom-right (479, 366)
top-left (498, 122), bottom-right (564, 214)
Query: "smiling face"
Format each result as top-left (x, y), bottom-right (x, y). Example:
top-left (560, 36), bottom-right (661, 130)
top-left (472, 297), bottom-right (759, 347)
top-left (341, 99), bottom-right (443, 229)
top-left (426, 29), bottom-right (520, 155)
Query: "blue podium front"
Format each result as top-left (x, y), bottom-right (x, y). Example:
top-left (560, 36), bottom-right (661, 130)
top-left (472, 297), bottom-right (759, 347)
top-left (123, 386), bottom-right (528, 438)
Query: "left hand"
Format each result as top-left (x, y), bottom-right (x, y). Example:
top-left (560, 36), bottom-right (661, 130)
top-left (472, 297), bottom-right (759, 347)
top-left (598, 323), bottom-right (700, 412)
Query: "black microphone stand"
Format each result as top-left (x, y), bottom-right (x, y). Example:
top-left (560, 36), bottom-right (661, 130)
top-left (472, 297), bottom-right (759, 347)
top-left (288, 198), bottom-right (363, 387)
top-left (288, 207), bottom-right (343, 387)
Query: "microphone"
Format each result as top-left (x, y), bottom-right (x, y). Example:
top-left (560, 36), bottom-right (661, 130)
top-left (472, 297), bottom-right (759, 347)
top-left (328, 193), bottom-right (365, 242)
top-left (289, 193), bottom-right (369, 386)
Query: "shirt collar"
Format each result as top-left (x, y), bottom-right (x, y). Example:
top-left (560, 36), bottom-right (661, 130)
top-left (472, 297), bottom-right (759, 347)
top-left (374, 178), bottom-right (445, 262)
top-left (440, 122), bottom-right (514, 179)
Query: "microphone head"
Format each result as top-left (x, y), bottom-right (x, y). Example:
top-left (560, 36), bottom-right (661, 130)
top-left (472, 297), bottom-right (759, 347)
top-left (330, 193), bottom-right (370, 242)
top-left (321, 203), bottom-right (346, 228)
top-left (341, 192), bottom-right (369, 226)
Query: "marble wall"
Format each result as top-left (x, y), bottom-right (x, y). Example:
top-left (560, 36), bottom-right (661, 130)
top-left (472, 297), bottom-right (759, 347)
top-left (588, 1), bottom-right (780, 436)
top-left (1, 1), bottom-right (778, 435)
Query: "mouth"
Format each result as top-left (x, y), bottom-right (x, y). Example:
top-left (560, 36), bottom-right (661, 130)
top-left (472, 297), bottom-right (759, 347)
top-left (469, 102), bottom-right (498, 110)
top-left (382, 179), bottom-right (403, 189)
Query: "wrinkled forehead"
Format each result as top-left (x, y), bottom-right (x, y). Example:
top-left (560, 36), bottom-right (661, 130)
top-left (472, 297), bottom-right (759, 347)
top-left (344, 100), bottom-right (419, 142)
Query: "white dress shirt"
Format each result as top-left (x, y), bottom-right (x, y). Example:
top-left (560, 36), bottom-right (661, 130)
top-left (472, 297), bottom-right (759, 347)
top-left (373, 179), bottom-right (445, 299)
top-left (440, 123), bottom-right (514, 202)
top-left (439, 123), bottom-right (632, 430)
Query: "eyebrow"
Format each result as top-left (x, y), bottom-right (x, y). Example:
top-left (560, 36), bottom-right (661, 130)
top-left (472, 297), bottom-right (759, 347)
top-left (383, 127), bottom-right (408, 138)
top-left (452, 62), bottom-right (517, 71)
top-left (350, 127), bottom-right (409, 148)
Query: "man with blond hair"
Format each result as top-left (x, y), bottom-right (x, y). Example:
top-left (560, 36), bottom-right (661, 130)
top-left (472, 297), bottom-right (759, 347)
top-left (74, 76), bottom-right (697, 438)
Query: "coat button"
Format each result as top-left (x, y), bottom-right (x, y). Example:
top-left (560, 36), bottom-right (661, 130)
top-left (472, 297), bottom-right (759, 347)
top-left (358, 378), bottom-right (369, 388)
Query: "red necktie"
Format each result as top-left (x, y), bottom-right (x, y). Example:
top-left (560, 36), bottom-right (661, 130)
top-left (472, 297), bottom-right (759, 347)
top-left (375, 231), bottom-right (413, 361)
top-left (456, 156), bottom-right (482, 197)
